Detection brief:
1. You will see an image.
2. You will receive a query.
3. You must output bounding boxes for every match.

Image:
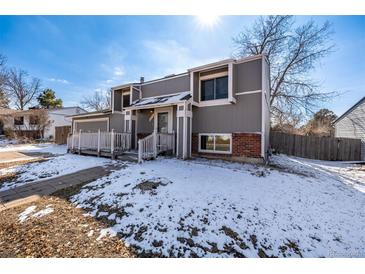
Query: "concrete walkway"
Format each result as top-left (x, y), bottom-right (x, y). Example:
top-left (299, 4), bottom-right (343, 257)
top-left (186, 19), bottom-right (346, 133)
top-left (0, 165), bottom-right (119, 211)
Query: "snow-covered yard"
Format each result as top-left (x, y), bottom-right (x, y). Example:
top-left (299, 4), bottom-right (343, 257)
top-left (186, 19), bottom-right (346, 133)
top-left (0, 143), bottom-right (112, 191)
top-left (71, 155), bottom-right (365, 258)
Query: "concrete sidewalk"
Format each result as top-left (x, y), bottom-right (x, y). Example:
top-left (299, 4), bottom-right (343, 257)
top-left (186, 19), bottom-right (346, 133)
top-left (0, 165), bottom-right (119, 211)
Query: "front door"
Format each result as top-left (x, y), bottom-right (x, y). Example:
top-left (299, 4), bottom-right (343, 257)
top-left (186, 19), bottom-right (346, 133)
top-left (154, 107), bottom-right (173, 133)
top-left (157, 112), bottom-right (168, 133)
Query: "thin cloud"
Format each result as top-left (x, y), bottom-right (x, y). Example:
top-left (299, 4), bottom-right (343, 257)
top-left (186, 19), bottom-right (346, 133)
top-left (47, 78), bottom-right (70, 84)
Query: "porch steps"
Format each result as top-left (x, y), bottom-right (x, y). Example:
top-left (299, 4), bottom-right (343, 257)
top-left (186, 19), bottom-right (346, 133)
top-left (116, 151), bottom-right (138, 162)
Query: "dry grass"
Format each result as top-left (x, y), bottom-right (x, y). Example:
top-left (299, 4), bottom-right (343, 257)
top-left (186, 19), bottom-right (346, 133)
top-left (0, 196), bottom-right (135, 258)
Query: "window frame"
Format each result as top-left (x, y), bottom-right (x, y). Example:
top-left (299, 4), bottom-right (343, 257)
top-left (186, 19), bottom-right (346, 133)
top-left (121, 91), bottom-right (131, 109)
top-left (14, 116), bottom-right (24, 126)
top-left (198, 133), bottom-right (232, 154)
top-left (199, 71), bottom-right (229, 103)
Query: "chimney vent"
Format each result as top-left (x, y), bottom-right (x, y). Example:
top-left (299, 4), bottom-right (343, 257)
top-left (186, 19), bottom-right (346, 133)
top-left (140, 76), bottom-right (144, 83)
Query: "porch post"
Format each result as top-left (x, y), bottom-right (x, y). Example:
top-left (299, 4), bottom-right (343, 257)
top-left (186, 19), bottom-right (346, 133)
top-left (71, 131), bottom-right (75, 151)
top-left (172, 130), bottom-right (175, 155)
top-left (111, 129), bottom-right (115, 154)
top-left (182, 101), bottom-right (187, 159)
top-left (153, 130), bottom-right (157, 158)
top-left (138, 139), bottom-right (142, 163)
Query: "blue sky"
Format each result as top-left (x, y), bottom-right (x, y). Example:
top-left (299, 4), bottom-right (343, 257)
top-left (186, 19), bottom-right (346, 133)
top-left (0, 15), bottom-right (364, 117)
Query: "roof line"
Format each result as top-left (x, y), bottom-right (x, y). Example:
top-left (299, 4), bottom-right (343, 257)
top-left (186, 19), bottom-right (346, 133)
top-left (111, 55), bottom-right (263, 90)
top-left (333, 96), bottom-right (365, 124)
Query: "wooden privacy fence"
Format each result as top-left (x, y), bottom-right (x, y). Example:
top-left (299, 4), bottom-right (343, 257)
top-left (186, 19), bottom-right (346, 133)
top-left (55, 126), bottom-right (71, 144)
top-left (270, 131), bottom-right (362, 161)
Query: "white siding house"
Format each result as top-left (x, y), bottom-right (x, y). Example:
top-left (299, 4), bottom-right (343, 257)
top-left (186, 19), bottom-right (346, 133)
top-left (44, 107), bottom-right (87, 139)
top-left (334, 96), bottom-right (365, 160)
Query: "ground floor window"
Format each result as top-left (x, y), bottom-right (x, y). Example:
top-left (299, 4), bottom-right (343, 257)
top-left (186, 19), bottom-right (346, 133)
top-left (14, 116), bottom-right (24, 126)
top-left (199, 133), bottom-right (232, 154)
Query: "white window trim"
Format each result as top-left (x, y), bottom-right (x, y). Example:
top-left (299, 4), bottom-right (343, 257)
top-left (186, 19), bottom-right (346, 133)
top-left (154, 106), bottom-right (173, 133)
top-left (199, 72), bottom-right (228, 104)
top-left (198, 133), bottom-right (232, 154)
top-left (198, 69), bottom-right (235, 107)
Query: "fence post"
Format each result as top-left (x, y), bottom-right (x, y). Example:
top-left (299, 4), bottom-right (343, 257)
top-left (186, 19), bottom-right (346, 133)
top-left (138, 139), bottom-right (142, 163)
top-left (111, 129), bottom-right (115, 159)
top-left (78, 129), bottom-right (82, 154)
top-left (97, 129), bottom-right (101, 157)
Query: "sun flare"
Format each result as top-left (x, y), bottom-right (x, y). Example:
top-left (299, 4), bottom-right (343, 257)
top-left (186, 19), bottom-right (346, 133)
top-left (195, 15), bottom-right (220, 28)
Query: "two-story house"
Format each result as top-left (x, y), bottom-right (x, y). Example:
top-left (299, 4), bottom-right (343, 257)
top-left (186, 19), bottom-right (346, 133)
top-left (70, 54), bottom-right (270, 162)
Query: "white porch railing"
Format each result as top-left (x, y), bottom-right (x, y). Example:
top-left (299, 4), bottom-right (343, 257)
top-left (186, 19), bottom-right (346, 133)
top-left (138, 131), bottom-right (175, 163)
top-left (67, 129), bottom-right (131, 155)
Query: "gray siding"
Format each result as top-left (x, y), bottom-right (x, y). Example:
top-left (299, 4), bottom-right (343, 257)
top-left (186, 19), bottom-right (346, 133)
top-left (110, 113), bottom-right (125, 132)
top-left (141, 75), bottom-right (190, 98)
top-left (193, 72), bottom-right (199, 102)
top-left (132, 88), bottom-right (139, 102)
top-left (335, 100), bottom-right (365, 159)
top-left (263, 58), bottom-right (271, 158)
top-left (74, 120), bottom-right (108, 132)
top-left (192, 93), bottom-right (262, 133)
top-left (234, 58), bottom-right (262, 94)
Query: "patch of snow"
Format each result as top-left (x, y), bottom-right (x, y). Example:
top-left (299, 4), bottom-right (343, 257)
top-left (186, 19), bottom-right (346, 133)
top-left (270, 154), bottom-right (365, 193)
top-left (18, 205), bottom-right (55, 223)
top-left (0, 143), bottom-right (67, 155)
top-left (0, 138), bottom-right (18, 147)
top-left (71, 156), bottom-right (365, 258)
top-left (0, 153), bottom-right (112, 191)
top-left (108, 213), bottom-right (116, 220)
top-left (97, 227), bottom-right (117, 241)
top-left (32, 206), bottom-right (54, 218)
top-left (18, 205), bottom-right (37, 223)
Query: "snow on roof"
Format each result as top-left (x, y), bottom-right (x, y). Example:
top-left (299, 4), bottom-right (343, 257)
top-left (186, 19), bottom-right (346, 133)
top-left (130, 91), bottom-right (191, 108)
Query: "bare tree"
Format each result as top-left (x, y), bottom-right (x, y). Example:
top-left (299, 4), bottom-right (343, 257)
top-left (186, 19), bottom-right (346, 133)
top-left (81, 90), bottom-right (111, 111)
top-left (5, 68), bottom-right (41, 110)
top-left (0, 54), bottom-right (9, 108)
top-left (233, 16), bottom-right (337, 124)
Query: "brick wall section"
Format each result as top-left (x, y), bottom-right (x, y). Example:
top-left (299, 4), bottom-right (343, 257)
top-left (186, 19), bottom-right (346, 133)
top-left (192, 133), bottom-right (261, 158)
top-left (232, 133), bottom-right (261, 158)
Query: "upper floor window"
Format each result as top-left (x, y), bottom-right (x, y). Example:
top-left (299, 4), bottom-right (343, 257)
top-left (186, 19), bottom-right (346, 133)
top-left (200, 75), bottom-right (228, 101)
top-left (123, 93), bottom-right (130, 108)
top-left (14, 116), bottom-right (24, 126)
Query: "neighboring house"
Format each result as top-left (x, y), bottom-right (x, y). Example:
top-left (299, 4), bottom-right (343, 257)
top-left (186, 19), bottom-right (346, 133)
top-left (44, 106), bottom-right (87, 139)
top-left (334, 96), bottom-right (365, 160)
top-left (0, 107), bottom-right (86, 140)
top-left (70, 54), bottom-right (270, 162)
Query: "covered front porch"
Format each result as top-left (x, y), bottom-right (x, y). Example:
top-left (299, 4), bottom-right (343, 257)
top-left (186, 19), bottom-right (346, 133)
top-left (125, 91), bottom-right (193, 162)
